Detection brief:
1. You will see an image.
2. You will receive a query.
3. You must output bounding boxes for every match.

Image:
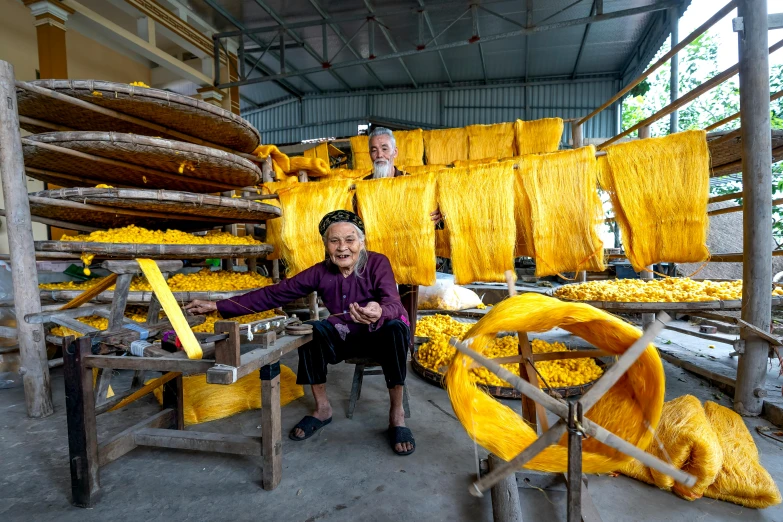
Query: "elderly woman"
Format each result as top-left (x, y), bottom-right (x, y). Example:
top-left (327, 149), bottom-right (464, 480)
top-left (184, 210), bottom-right (415, 456)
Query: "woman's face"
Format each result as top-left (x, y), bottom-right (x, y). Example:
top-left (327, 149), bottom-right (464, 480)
top-left (326, 222), bottom-right (363, 270)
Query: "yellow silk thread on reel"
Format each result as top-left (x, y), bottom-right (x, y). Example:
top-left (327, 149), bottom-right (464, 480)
top-left (524, 146), bottom-right (605, 276)
top-left (446, 294), bottom-right (665, 473)
top-left (356, 172), bottom-right (438, 286)
top-left (514, 117), bottom-right (564, 155)
top-left (277, 179), bottom-right (355, 276)
top-left (437, 164), bottom-right (516, 284)
top-left (137, 258), bottom-right (202, 360)
top-left (601, 130), bottom-right (710, 271)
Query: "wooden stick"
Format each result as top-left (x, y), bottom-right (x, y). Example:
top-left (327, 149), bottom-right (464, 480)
top-left (578, 0), bottom-right (737, 126)
top-left (58, 273), bottom-right (118, 311)
top-left (106, 372), bottom-right (179, 413)
top-left (18, 115), bottom-right (75, 132)
top-left (708, 197), bottom-right (783, 216)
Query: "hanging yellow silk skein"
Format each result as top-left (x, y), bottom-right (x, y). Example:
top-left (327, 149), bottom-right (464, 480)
top-left (277, 180), bottom-right (354, 276)
top-left (423, 128), bottom-right (469, 165)
top-left (620, 394), bottom-right (723, 500)
top-left (404, 164), bottom-right (449, 174)
top-left (466, 122), bottom-right (516, 159)
top-left (394, 128), bottom-right (425, 167)
top-left (260, 180), bottom-right (297, 260)
top-left (601, 130), bottom-right (710, 271)
top-left (511, 156), bottom-right (536, 257)
top-left (437, 164), bottom-right (516, 284)
top-left (330, 168), bottom-right (371, 180)
top-left (253, 144), bottom-right (291, 173)
top-left (446, 294), bottom-right (665, 473)
top-left (356, 172), bottom-right (437, 285)
top-left (514, 117), bottom-right (564, 155)
top-left (350, 135), bottom-right (373, 171)
top-left (525, 146), bottom-right (605, 276)
top-left (287, 156), bottom-right (330, 177)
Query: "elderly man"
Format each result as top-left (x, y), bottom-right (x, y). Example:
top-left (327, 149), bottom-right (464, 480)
top-left (185, 210), bottom-right (415, 456)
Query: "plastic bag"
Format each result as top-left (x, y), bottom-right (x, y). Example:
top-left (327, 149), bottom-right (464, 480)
top-left (417, 273), bottom-right (483, 311)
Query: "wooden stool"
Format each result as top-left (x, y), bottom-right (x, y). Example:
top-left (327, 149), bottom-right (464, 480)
top-left (345, 357), bottom-right (411, 419)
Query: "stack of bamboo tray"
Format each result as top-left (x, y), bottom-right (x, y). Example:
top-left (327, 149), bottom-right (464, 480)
top-left (16, 79), bottom-right (279, 305)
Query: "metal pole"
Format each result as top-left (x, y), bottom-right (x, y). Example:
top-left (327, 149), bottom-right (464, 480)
top-left (0, 60), bottom-right (53, 417)
top-left (669, 7), bottom-right (679, 133)
top-left (735, 0), bottom-right (772, 416)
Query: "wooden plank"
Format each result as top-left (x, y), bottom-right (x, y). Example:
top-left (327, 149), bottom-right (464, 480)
top-left (62, 336), bottom-right (100, 507)
top-left (214, 321), bottom-right (241, 367)
top-left (54, 316), bottom-right (100, 334)
top-left (134, 428), bottom-right (263, 456)
top-left (98, 409), bottom-right (175, 467)
top-left (162, 374), bottom-right (185, 431)
top-left (84, 354), bottom-right (214, 374)
top-left (664, 324), bottom-right (736, 344)
top-left (101, 260), bottom-right (183, 274)
top-left (25, 305), bottom-right (108, 323)
top-left (206, 333), bottom-right (311, 384)
top-left (105, 372), bottom-right (180, 414)
top-left (261, 362), bottom-right (283, 490)
top-left (108, 274), bottom-right (132, 330)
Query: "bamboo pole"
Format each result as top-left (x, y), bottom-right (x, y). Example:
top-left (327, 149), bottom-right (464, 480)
top-left (735, 0), bottom-right (773, 417)
top-left (669, 7), bottom-right (680, 134)
top-left (0, 61), bottom-right (53, 417)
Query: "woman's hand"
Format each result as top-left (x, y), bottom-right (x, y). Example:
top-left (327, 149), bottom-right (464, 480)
top-left (348, 301), bottom-right (382, 324)
top-left (184, 299), bottom-right (217, 315)
top-left (430, 206), bottom-right (443, 223)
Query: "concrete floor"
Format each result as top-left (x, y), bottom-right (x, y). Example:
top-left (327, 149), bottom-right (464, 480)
top-left (2, 341), bottom-right (783, 522)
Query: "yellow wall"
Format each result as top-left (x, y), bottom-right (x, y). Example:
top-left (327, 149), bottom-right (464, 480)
top-left (66, 30), bottom-right (151, 85)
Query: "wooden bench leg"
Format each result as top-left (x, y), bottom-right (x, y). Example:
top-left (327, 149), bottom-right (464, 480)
top-left (403, 384), bottom-right (411, 419)
top-left (347, 364), bottom-right (364, 419)
top-left (162, 373), bottom-right (184, 430)
top-left (63, 336), bottom-right (100, 507)
top-left (261, 361), bottom-right (282, 490)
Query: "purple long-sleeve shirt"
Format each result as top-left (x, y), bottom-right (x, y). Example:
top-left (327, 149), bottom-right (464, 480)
top-left (216, 251), bottom-right (409, 335)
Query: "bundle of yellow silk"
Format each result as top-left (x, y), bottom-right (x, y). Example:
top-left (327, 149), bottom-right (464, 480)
top-left (466, 122), bottom-right (515, 159)
top-left (423, 128), bottom-right (469, 165)
top-left (259, 181), bottom-right (293, 260)
top-left (277, 179), bottom-right (354, 276)
top-left (437, 164), bottom-right (516, 284)
top-left (525, 146), bottom-right (604, 276)
top-left (602, 130), bottom-right (710, 271)
top-left (330, 167), bottom-right (371, 180)
top-left (253, 144), bottom-right (291, 174)
top-left (287, 156), bottom-right (330, 177)
top-left (514, 118), bottom-right (564, 155)
top-left (435, 224), bottom-right (451, 258)
top-left (453, 158), bottom-right (497, 167)
top-left (620, 395), bottom-right (723, 500)
top-left (703, 401), bottom-right (782, 509)
top-left (512, 156), bottom-right (535, 257)
top-left (445, 294), bottom-right (665, 473)
top-left (395, 128), bottom-right (425, 166)
top-left (152, 364), bottom-right (303, 426)
top-left (356, 172), bottom-right (437, 285)
top-left (350, 135), bottom-right (373, 171)
top-left (404, 164), bottom-right (449, 174)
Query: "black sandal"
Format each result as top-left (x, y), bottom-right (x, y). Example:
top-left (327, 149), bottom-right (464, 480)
top-left (388, 426), bottom-right (416, 456)
top-left (289, 415), bottom-right (332, 441)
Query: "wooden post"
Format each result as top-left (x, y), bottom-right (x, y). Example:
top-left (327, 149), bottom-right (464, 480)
top-left (243, 189), bottom-right (258, 274)
top-left (638, 125), bottom-right (651, 139)
top-left (0, 60), bottom-right (53, 417)
top-left (399, 284), bottom-right (419, 348)
top-left (488, 453), bottom-right (523, 522)
top-left (572, 122), bottom-right (583, 149)
top-left (214, 320), bottom-right (240, 367)
top-left (669, 7), bottom-right (679, 134)
top-left (641, 266), bottom-right (655, 329)
top-left (63, 336), bottom-right (100, 507)
top-left (260, 361), bottom-right (282, 490)
top-left (735, 0), bottom-right (773, 416)
top-left (566, 402), bottom-right (583, 522)
top-left (518, 333), bottom-right (549, 433)
top-left (162, 373), bottom-right (185, 431)
top-left (308, 291), bottom-right (319, 321)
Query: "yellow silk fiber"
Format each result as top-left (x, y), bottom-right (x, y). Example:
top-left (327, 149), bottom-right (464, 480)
top-left (137, 258), bottom-right (202, 359)
top-left (287, 156), bottom-right (330, 177)
top-left (395, 128), bottom-right (425, 166)
top-left (620, 395), bottom-right (723, 500)
top-left (260, 181), bottom-right (294, 260)
top-left (525, 146), bottom-right (605, 276)
top-left (703, 401), bottom-right (782, 509)
top-left (453, 158), bottom-right (498, 167)
top-left (446, 294), bottom-right (665, 473)
top-left (423, 128), bottom-right (469, 165)
top-left (514, 118), bottom-right (564, 155)
top-left (152, 364), bottom-right (303, 426)
top-left (356, 172), bottom-right (437, 285)
top-left (253, 144), bottom-right (290, 173)
top-left (602, 130), bottom-right (710, 271)
top-left (278, 180), bottom-right (354, 276)
top-left (350, 135), bottom-right (374, 171)
top-left (404, 164), bottom-right (449, 174)
top-left (330, 167), bottom-right (371, 180)
top-left (466, 122), bottom-right (515, 159)
top-left (437, 164), bottom-right (516, 284)
top-left (512, 156), bottom-right (535, 257)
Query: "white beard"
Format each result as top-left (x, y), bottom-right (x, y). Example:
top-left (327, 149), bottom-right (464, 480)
top-left (372, 160), bottom-right (393, 179)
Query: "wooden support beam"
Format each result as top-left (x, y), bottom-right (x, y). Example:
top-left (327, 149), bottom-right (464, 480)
top-left (98, 408), bottom-right (176, 466)
top-left (261, 361), bottom-right (283, 489)
top-left (214, 320), bottom-right (241, 366)
top-left (134, 428), bottom-right (262, 456)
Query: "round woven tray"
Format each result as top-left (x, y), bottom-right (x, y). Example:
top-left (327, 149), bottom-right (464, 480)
top-left (23, 132), bottom-right (261, 193)
top-left (410, 348), bottom-right (604, 400)
top-left (34, 241), bottom-right (272, 259)
top-left (708, 129), bottom-right (783, 177)
top-left (33, 187), bottom-right (280, 222)
top-left (28, 196), bottom-right (239, 231)
top-left (17, 79), bottom-right (261, 153)
top-left (39, 289), bottom-right (247, 304)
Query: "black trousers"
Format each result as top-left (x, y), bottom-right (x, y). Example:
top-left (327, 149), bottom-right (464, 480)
top-left (296, 319), bottom-right (410, 389)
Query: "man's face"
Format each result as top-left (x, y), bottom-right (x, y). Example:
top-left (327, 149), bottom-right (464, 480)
top-left (369, 134), bottom-right (398, 174)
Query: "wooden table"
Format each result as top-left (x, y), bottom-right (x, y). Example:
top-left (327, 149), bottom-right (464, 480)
top-left (62, 329), bottom-right (311, 508)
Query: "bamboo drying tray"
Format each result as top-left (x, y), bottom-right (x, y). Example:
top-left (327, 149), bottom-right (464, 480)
top-left (22, 132), bottom-right (261, 193)
top-left (33, 187), bottom-right (280, 222)
top-left (17, 79), bottom-right (261, 153)
top-left (34, 241), bottom-right (272, 260)
top-left (708, 129), bottom-right (783, 177)
top-left (27, 196), bottom-right (241, 231)
top-left (39, 289), bottom-right (247, 304)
